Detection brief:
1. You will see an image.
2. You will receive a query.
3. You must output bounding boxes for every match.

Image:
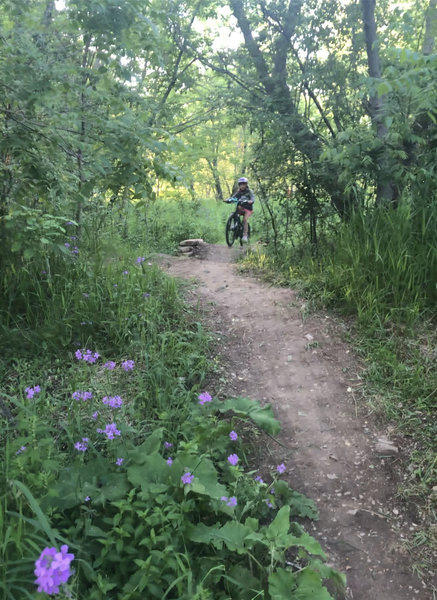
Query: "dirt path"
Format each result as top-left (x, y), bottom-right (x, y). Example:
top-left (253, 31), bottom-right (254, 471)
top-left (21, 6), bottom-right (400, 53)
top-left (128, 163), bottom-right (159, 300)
top-left (159, 243), bottom-right (430, 600)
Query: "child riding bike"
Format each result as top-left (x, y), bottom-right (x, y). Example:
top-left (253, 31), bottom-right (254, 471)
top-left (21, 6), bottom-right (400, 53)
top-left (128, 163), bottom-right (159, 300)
top-left (223, 177), bottom-right (255, 242)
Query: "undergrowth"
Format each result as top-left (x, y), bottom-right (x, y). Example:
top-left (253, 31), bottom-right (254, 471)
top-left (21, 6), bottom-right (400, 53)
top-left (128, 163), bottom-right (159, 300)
top-left (0, 214), bottom-right (343, 599)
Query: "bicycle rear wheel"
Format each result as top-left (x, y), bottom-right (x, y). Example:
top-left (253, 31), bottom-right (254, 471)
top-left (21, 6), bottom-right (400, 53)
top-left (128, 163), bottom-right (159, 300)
top-left (225, 215), bottom-right (237, 247)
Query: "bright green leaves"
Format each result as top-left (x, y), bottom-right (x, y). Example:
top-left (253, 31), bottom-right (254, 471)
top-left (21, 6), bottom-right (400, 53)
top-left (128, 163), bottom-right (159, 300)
top-left (269, 567), bottom-right (335, 600)
top-left (218, 396), bottom-right (281, 435)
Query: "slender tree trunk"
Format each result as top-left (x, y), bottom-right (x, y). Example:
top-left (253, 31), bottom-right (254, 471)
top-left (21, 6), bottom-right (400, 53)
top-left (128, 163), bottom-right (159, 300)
top-left (206, 157), bottom-right (224, 200)
top-left (422, 0), bottom-right (437, 55)
top-left (361, 0), bottom-right (397, 205)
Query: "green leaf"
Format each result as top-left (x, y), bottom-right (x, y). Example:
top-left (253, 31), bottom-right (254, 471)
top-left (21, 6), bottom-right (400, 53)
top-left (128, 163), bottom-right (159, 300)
top-left (127, 454), bottom-right (169, 491)
top-left (269, 567), bottom-right (334, 600)
top-left (128, 428), bottom-right (164, 464)
top-left (377, 81), bottom-right (392, 96)
top-left (189, 521), bottom-right (253, 552)
top-left (268, 568), bottom-right (296, 600)
top-left (218, 397), bottom-right (280, 435)
top-left (266, 506), bottom-right (290, 541)
top-left (11, 480), bottom-right (57, 546)
top-left (293, 567), bottom-right (335, 599)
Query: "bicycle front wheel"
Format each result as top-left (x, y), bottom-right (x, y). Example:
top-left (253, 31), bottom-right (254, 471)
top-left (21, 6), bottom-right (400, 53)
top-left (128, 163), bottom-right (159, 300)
top-left (225, 215), bottom-right (237, 247)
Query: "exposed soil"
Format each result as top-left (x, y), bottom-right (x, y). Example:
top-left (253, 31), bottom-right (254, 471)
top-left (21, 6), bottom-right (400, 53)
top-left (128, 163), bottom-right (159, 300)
top-left (157, 243), bottom-right (434, 600)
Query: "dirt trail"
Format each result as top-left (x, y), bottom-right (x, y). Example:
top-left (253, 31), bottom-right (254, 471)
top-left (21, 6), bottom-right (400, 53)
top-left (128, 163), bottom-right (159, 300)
top-left (159, 243), bottom-right (430, 600)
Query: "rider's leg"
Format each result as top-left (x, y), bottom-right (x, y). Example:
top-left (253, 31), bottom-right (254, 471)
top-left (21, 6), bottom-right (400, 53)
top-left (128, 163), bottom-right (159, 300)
top-left (243, 213), bottom-right (249, 236)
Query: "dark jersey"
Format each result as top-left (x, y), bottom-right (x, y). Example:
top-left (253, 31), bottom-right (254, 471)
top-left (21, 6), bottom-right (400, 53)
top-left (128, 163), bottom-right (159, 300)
top-left (234, 187), bottom-right (255, 210)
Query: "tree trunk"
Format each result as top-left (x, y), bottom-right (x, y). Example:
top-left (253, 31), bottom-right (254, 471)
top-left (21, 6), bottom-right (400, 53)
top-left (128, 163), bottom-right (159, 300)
top-left (422, 0), bottom-right (437, 55)
top-left (360, 0), bottom-right (397, 205)
top-left (206, 157), bottom-right (224, 200)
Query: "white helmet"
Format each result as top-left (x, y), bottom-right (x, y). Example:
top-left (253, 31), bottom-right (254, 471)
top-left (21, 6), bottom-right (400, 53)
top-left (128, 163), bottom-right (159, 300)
top-left (238, 177), bottom-right (248, 184)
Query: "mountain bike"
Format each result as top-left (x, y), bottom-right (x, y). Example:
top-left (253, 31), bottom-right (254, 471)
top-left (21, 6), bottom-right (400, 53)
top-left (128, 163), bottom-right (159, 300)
top-left (224, 199), bottom-right (251, 247)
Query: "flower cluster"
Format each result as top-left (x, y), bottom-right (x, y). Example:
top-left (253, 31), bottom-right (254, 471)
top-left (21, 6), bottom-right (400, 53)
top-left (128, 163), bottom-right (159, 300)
top-left (103, 361), bottom-right (116, 370)
top-left (97, 423), bottom-right (121, 440)
top-left (198, 392), bottom-right (212, 405)
top-left (64, 241), bottom-right (79, 255)
top-left (221, 496), bottom-right (237, 507)
top-left (121, 360), bottom-right (135, 371)
top-left (34, 545), bottom-right (74, 595)
top-left (227, 454), bottom-right (239, 466)
top-left (74, 438), bottom-right (89, 452)
top-left (75, 349), bottom-right (100, 363)
top-left (16, 445), bottom-right (27, 455)
top-left (25, 385), bottom-right (41, 399)
top-left (136, 256), bottom-right (145, 263)
top-left (181, 471), bottom-right (194, 485)
top-left (102, 395), bottom-right (123, 408)
top-left (72, 390), bottom-right (93, 402)
top-left (229, 430), bottom-right (238, 441)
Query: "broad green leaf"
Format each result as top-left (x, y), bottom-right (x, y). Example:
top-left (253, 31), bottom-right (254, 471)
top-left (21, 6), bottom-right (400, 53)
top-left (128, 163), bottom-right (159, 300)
top-left (127, 454), bottom-right (169, 491)
top-left (218, 397), bottom-right (280, 435)
top-left (269, 567), bottom-right (334, 600)
top-left (268, 568), bottom-right (296, 600)
top-left (266, 505), bottom-right (291, 542)
top-left (189, 521), bottom-right (252, 552)
top-left (128, 428), bottom-right (164, 464)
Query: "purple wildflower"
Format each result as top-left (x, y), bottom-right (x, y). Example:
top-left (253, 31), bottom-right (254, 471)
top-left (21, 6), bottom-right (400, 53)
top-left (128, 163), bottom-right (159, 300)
top-left (25, 385), bottom-right (41, 399)
top-left (83, 349), bottom-right (99, 363)
top-left (276, 463), bottom-right (286, 474)
top-left (72, 247), bottom-right (79, 255)
top-left (181, 472), bottom-right (194, 485)
top-left (122, 270), bottom-right (129, 275)
top-left (136, 257), bottom-right (145, 263)
top-left (72, 390), bottom-right (93, 402)
top-left (143, 293), bottom-right (150, 298)
top-left (270, 488), bottom-right (276, 495)
top-left (75, 349), bottom-right (99, 363)
top-left (103, 361), bottom-right (116, 370)
top-left (92, 411), bottom-right (99, 420)
top-left (229, 430), bottom-right (238, 441)
top-left (82, 292), bottom-right (89, 298)
top-left (16, 446), bottom-right (27, 455)
top-left (84, 496), bottom-right (90, 502)
top-left (34, 545), bottom-right (74, 595)
top-left (98, 423), bottom-right (121, 440)
top-left (166, 457), bottom-right (173, 466)
top-left (116, 458), bottom-right (124, 466)
top-left (102, 395), bottom-right (123, 408)
top-left (198, 392), bottom-right (212, 405)
top-left (64, 242), bottom-right (71, 248)
top-left (227, 496), bottom-right (237, 507)
top-left (74, 438), bottom-right (89, 452)
top-left (164, 441), bottom-right (173, 449)
top-left (227, 454), bottom-right (239, 466)
top-left (265, 500), bottom-right (274, 509)
top-left (255, 475), bottom-right (264, 484)
top-left (121, 360), bottom-right (135, 371)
